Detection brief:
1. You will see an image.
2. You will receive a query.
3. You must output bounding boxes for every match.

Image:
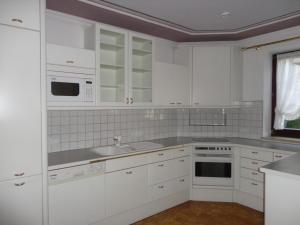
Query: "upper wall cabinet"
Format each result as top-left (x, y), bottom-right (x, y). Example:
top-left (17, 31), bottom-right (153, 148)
top-left (192, 46), bottom-right (242, 106)
top-left (98, 25), bottom-right (128, 105)
top-left (153, 62), bottom-right (190, 106)
top-left (129, 33), bottom-right (154, 105)
top-left (0, 0), bottom-right (40, 30)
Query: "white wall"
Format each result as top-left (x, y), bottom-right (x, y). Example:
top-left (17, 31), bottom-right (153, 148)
top-left (239, 25), bottom-right (300, 137)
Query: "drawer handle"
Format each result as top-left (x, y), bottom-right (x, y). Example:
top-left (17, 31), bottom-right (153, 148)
top-left (251, 161), bottom-right (258, 165)
top-left (66, 60), bottom-right (74, 64)
top-left (179, 179), bottom-right (185, 182)
top-left (158, 164), bottom-right (164, 167)
top-left (179, 149), bottom-right (184, 152)
top-left (158, 185), bottom-right (164, 189)
top-left (14, 182), bottom-right (25, 187)
top-left (251, 172), bottom-right (258, 175)
top-left (11, 18), bottom-right (23, 23)
top-left (14, 172), bottom-right (25, 177)
top-left (126, 97), bottom-right (129, 104)
top-left (126, 171), bottom-right (133, 174)
top-left (179, 159), bottom-right (185, 162)
top-left (251, 182), bottom-right (258, 186)
top-left (158, 153), bottom-right (164, 156)
top-left (170, 102), bottom-right (175, 105)
top-left (251, 151), bottom-right (258, 154)
top-left (275, 155), bottom-right (282, 158)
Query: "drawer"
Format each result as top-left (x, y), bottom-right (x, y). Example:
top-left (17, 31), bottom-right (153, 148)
top-left (148, 160), bottom-right (176, 185)
top-left (176, 176), bottom-right (189, 192)
top-left (47, 44), bottom-right (95, 69)
top-left (240, 148), bottom-right (273, 162)
top-left (106, 154), bottom-right (149, 172)
top-left (240, 168), bottom-right (264, 182)
top-left (273, 152), bottom-right (292, 161)
top-left (175, 157), bottom-right (190, 178)
top-left (171, 148), bottom-right (190, 158)
top-left (148, 149), bottom-right (174, 163)
top-left (240, 158), bottom-right (270, 171)
top-left (0, 0), bottom-right (40, 30)
top-left (240, 178), bottom-right (264, 198)
top-left (149, 179), bottom-right (176, 201)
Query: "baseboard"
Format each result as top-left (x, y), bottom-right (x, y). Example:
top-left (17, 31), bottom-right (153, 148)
top-left (190, 187), bottom-right (234, 202)
top-left (233, 190), bottom-right (264, 212)
top-left (94, 190), bottom-right (189, 225)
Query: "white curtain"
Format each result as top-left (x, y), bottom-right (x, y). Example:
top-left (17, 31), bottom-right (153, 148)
top-left (274, 53), bottom-right (300, 129)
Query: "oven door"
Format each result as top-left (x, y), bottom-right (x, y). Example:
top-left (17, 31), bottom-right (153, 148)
top-left (47, 75), bottom-right (85, 102)
top-left (192, 154), bottom-right (233, 186)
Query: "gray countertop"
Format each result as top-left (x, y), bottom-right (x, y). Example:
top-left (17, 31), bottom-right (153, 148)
top-left (48, 136), bottom-right (300, 169)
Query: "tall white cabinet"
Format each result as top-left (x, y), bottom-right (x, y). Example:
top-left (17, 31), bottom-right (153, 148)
top-left (0, 1), bottom-right (43, 225)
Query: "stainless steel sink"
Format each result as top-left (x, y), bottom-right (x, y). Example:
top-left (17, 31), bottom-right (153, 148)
top-left (91, 145), bottom-right (133, 156)
top-left (129, 142), bottom-right (164, 151)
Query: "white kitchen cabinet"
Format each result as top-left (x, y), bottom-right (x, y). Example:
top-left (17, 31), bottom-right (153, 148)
top-left (153, 62), bottom-right (190, 106)
top-left (129, 33), bottom-right (154, 104)
top-left (175, 157), bottom-right (190, 178)
top-left (0, 0), bottom-right (40, 30)
top-left (49, 174), bottom-right (106, 225)
top-left (0, 25), bottom-right (41, 181)
top-left (148, 160), bottom-right (177, 185)
top-left (105, 165), bottom-right (148, 216)
top-left (150, 179), bottom-right (177, 201)
top-left (0, 175), bottom-right (42, 225)
top-left (192, 46), bottom-right (231, 106)
top-left (240, 177), bottom-right (264, 198)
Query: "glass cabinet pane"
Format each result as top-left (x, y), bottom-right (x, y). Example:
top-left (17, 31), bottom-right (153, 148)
top-left (99, 29), bottom-right (126, 103)
top-left (131, 36), bottom-right (153, 103)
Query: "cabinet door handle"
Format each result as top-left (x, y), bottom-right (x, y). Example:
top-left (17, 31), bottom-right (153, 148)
top-left (176, 102), bottom-right (182, 105)
top-left (66, 60), bottom-right (74, 64)
top-left (179, 179), bottom-right (185, 182)
top-left (251, 182), bottom-right (258, 186)
top-left (170, 102), bottom-right (175, 105)
top-left (179, 159), bottom-right (185, 162)
top-left (130, 98), bottom-right (133, 104)
top-left (194, 102), bottom-right (199, 105)
top-left (275, 155), bottom-right (282, 158)
top-left (126, 171), bottom-right (133, 174)
top-left (11, 18), bottom-right (23, 23)
top-left (251, 172), bottom-right (258, 175)
top-left (126, 97), bottom-right (129, 104)
top-left (158, 164), bottom-right (164, 167)
top-left (14, 172), bottom-right (25, 177)
top-left (179, 149), bottom-right (184, 152)
top-left (251, 161), bottom-right (258, 165)
top-left (158, 185), bottom-right (164, 189)
top-left (158, 153), bottom-right (164, 156)
top-left (251, 151), bottom-right (258, 154)
top-left (14, 182), bottom-right (25, 187)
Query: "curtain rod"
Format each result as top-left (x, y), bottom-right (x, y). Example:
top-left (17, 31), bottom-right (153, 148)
top-left (241, 35), bottom-right (300, 51)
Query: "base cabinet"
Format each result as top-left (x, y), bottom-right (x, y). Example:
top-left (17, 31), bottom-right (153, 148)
top-left (0, 175), bottom-right (42, 225)
top-left (105, 165), bottom-right (148, 216)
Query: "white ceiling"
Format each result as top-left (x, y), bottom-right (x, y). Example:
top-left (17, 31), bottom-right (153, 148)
top-left (99, 0), bottom-right (300, 32)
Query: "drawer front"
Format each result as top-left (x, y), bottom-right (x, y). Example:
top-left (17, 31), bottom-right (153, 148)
top-left (148, 150), bottom-right (174, 163)
top-left (47, 44), bottom-right (95, 69)
top-left (240, 178), bottom-right (264, 198)
top-left (175, 157), bottom-right (190, 178)
top-left (240, 168), bottom-right (264, 182)
top-left (0, 0), bottom-right (40, 30)
top-left (171, 148), bottom-right (190, 158)
top-left (106, 154), bottom-right (149, 172)
top-left (273, 152), bottom-right (292, 161)
top-left (241, 148), bottom-right (273, 162)
top-left (240, 158), bottom-right (270, 171)
top-left (176, 176), bottom-right (189, 192)
top-left (148, 160), bottom-right (176, 185)
top-left (150, 179), bottom-right (176, 201)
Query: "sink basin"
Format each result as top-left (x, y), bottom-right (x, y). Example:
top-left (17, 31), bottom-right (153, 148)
top-left (91, 145), bottom-right (132, 156)
top-left (129, 142), bottom-right (164, 151)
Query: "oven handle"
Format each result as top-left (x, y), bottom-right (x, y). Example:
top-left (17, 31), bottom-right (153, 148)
top-left (193, 156), bottom-right (233, 162)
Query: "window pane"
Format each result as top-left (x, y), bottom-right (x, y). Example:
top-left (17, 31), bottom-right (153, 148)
top-left (285, 118), bottom-right (300, 130)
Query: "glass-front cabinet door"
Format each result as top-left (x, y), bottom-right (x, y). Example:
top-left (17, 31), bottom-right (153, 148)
top-left (129, 34), bottom-right (153, 104)
top-left (98, 26), bottom-right (128, 105)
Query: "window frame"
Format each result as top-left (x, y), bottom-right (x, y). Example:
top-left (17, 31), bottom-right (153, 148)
top-left (271, 50), bottom-right (300, 139)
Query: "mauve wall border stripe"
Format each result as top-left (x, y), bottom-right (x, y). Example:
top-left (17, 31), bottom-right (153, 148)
top-left (46, 0), bottom-right (300, 42)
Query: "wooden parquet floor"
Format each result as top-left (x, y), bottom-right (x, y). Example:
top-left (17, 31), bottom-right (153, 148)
top-left (132, 201), bottom-right (264, 225)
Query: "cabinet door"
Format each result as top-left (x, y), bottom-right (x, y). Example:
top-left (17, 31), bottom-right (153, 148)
top-left (153, 62), bottom-right (190, 106)
top-left (0, 25), bottom-right (41, 181)
top-left (0, 175), bottom-right (42, 225)
top-left (175, 157), bottom-right (190, 178)
top-left (148, 160), bottom-right (177, 185)
top-left (105, 166), bottom-right (148, 216)
top-left (192, 46), bottom-right (230, 106)
top-left (129, 33), bottom-right (154, 104)
top-left (0, 0), bottom-right (40, 30)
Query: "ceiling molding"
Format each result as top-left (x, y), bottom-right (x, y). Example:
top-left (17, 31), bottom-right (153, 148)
top-left (46, 0), bottom-right (300, 41)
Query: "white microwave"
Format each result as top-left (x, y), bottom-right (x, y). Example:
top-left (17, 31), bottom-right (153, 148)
top-left (47, 71), bottom-right (95, 106)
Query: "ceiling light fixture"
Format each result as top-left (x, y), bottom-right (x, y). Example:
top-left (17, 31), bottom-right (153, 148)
top-left (221, 11), bottom-right (231, 18)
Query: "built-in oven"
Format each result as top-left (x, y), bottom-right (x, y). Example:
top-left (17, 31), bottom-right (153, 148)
top-left (47, 71), bottom-right (95, 106)
top-left (192, 146), bottom-right (233, 186)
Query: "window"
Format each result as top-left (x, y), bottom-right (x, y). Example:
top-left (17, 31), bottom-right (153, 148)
top-left (272, 50), bottom-right (300, 138)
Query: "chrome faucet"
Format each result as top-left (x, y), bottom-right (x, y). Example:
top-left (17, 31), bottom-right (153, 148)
top-left (113, 136), bottom-right (122, 146)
